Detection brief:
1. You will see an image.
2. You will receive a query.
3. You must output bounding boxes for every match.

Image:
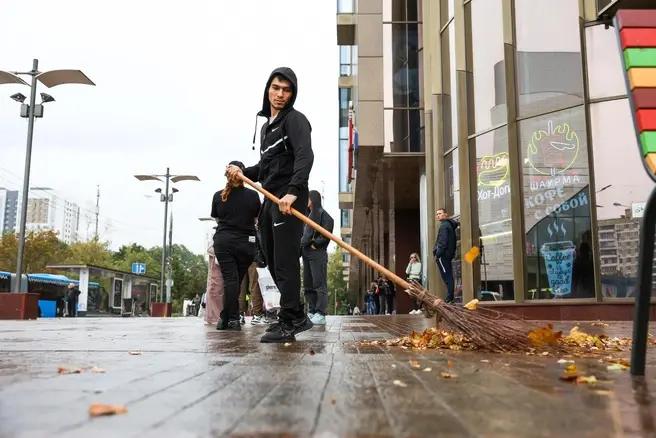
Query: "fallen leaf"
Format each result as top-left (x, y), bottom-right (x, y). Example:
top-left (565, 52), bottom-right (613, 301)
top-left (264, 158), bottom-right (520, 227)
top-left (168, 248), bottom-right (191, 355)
top-left (576, 375), bottom-right (598, 384)
top-left (440, 371), bottom-right (458, 379)
top-left (463, 246), bottom-right (480, 264)
top-left (58, 367), bottom-right (82, 374)
top-left (607, 363), bottom-right (628, 371)
top-left (423, 367), bottom-right (432, 372)
top-left (409, 360), bottom-right (421, 369)
top-left (528, 324), bottom-right (562, 347)
top-left (283, 343), bottom-right (292, 347)
top-left (391, 364), bottom-right (397, 369)
top-left (541, 351), bottom-right (550, 356)
top-left (128, 351), bottom-right (142, 356)
top-left (447, 360), bottom-right (454, 368)
top-left (90, 367), bottom-right (106, 373)
top-left (557, 359), bottom-right (575, 364)
top-left (480, 360), bottom-right (490, 363)
top-left (591, 322), bottom-right (609, 327)
top-left (309, 349), bottom-right (316, 356)
top-left (392, 380), bottom-right (407, 387)
top-left (464, 299), bottom-right (479, 311)
top-left (88, 403), bottom-right (127, 417)
top-left (560, 364), bottom-right (578, 381)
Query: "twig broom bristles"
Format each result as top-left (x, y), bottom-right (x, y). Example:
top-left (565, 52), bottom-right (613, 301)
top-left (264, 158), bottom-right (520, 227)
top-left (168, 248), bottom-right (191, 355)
top-left (237, 173), bottom-right (537, 352)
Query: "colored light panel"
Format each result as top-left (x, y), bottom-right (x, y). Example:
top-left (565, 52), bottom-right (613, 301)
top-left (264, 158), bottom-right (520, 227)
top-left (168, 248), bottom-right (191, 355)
top-left (640, 131), bottom-right (656, 155)
top-left (628, 68), bottom-right (656, 88)
top-left (637, 109), bottom-right (656, 131)
top-left (621, 28), bottom-right (656, 48)
top-left (616, 10), bottom-right (656, 29)
top-left (646, 153), bottom-right (656, 174)
top-left (624, 48), bottom-right (656, 69)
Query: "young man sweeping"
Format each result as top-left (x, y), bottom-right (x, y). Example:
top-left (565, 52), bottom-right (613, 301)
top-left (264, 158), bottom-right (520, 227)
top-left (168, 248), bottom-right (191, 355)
top-left (226, 67), bottom-right (314, 343)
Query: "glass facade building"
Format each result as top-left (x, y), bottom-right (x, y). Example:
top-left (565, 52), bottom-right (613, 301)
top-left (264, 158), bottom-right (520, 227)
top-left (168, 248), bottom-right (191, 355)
top-left (339, 0), bottom-right (655, 313)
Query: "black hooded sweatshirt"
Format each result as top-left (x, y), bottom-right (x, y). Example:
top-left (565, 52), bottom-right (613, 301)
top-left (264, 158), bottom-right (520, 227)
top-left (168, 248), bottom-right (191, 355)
top-left (243, 67), bottom-right (314, 197)
top-left (301, 190), bottom-right (334, 251)
top-left (433, 218), bottom-right (459, 260)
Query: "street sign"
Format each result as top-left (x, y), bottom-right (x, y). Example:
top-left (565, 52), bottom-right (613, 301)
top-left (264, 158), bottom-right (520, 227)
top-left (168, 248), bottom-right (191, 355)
top-left (131, 262), bottom-right (146, 275)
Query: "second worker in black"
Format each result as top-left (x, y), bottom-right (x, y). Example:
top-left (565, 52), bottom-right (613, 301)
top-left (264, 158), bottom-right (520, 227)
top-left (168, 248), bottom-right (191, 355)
top-left (211, 160), bottom-right (261, 330)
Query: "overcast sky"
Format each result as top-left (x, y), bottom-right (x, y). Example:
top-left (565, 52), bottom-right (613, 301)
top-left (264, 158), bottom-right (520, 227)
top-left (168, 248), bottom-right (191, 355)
top-left (0, 0), bottom-right (339, 256)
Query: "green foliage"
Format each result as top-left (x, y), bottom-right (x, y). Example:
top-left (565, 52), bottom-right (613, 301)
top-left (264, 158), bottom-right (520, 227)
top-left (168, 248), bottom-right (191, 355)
top-left (0, 230), bottom-right (69, 273)
top-left (327, 248), bottom-right (350, 315)
top-left (0, 231), bottom-right (208, 315)
top-left (169, 244), bottom-right (208, 312)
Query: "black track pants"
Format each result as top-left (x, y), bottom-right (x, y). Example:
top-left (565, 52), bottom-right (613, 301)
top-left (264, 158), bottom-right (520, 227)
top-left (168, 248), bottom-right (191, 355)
top-left (215, 234), bottom-right (255, 322)
top-left (259, 190), bottom-right (308, 322)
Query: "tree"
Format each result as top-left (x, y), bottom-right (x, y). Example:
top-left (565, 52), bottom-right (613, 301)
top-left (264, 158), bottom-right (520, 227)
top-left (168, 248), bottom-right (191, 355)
top-left (327, 247), bottom-right (349, 315)
top-left (112, 243), bottom-right (160, 278)
top-left (168, 244), bottom-right (208, 313)
top-left (0, 230), bottom-right (69, 273)
top-left (64, 239), bottom-right (114, 267)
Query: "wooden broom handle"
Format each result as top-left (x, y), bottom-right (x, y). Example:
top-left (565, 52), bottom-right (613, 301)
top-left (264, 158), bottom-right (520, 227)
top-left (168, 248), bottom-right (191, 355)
top-left (238, 173), bottom-right (412, 292)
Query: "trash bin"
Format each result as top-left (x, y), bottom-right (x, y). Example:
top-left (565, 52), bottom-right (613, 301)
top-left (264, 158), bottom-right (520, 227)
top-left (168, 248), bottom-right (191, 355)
top-left (38, 300), bottom-right (57, 318)
top-left (122, 298), bottom-right (133, 317)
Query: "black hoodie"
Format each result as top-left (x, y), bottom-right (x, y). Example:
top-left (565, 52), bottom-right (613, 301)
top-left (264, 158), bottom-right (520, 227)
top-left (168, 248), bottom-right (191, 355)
top-left (433, 218), bottom-right (459, 260)
top-left (301, 190), bottom-right (334, 251)
top-left (243, 67), bottom-right (314, 197)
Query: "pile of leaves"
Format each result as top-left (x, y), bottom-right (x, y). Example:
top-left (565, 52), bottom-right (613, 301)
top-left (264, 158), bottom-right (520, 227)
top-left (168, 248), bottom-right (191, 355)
top-left (361, 328), bottom-right (477, 351)
top-left (360, 324), bottom-right (634, 354)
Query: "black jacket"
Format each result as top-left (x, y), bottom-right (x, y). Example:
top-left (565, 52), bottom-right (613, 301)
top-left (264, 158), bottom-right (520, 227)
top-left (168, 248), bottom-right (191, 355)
top-left (301, 191), bottom-right (334, 251)
top-left (244, 67), bottom-right (314, 197)
top-left (433, 219), bottom-right (459, 260)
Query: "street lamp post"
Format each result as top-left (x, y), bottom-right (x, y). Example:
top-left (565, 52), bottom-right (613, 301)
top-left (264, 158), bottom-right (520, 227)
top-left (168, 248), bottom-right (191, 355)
top-left (135, 170), bottom-right (199, 305)
top-left (1, 59), bottom-right (94, 293)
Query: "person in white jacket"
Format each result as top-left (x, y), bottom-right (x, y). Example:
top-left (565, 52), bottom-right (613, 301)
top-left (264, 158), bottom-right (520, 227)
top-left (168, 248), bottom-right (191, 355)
top-left (405, 253), bottom-right (423, 314)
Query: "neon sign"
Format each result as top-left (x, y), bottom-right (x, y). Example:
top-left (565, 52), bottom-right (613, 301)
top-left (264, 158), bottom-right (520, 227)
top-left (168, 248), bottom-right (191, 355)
top-left (477, 151), bottom-right (509, 188)
top-left (525, 120), bottom-right (580, 176)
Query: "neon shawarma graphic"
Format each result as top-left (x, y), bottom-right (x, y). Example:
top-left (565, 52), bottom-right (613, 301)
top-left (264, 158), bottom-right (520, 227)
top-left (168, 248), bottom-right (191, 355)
top-left (525, 120), bottom-right (580, 176)
top-left (541, 241), bottom-right (576, 297)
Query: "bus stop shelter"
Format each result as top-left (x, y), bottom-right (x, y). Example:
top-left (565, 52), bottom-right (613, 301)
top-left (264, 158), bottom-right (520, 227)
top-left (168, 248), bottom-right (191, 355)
top-left (46, 264), bottom-right (159, 316)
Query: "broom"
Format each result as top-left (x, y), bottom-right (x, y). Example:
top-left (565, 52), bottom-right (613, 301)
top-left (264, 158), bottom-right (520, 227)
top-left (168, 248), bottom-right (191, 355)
top-left (236, 173), bottom-right (536, 352)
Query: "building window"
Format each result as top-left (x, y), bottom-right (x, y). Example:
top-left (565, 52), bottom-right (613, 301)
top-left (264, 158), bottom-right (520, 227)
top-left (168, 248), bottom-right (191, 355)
top-left (383, 1), bottom-right (423, 153)
top-left (339, 87), bottom-right (352, 193)
top-left (340, 45), bottom-right (357, 76)
top-left (473, 126), bottom-right (514, 300)
top-left (444, 150), bottom-right (460, 217)
top-left (515, 0), bottom-right (584, 118)
top-left (441, 21), bottom-right (457, 151)
top-left (585, 24), bottom-right (626, 99)
top-left (521, 106), bottom-right (594, 299)
top-left (337, 0), bottom-right (354, 14)
top-left (467, 0), bottom-right (506, 135)
top-left (590, 98), bottom-right (655, 298)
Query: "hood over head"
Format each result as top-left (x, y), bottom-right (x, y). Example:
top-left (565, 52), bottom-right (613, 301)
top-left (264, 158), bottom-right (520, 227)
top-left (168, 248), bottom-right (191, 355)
top-left (259, 67), bottom-right (298, 117)
top-left (309, 190), bottom-right (322, 209)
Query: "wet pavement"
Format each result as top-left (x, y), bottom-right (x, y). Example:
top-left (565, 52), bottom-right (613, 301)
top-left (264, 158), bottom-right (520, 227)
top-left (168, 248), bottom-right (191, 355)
top-left (1, 315), bottom-right (655, 437)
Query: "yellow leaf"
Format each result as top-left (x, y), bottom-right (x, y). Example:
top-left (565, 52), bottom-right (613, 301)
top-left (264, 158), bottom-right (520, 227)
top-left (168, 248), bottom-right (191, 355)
top-left (528, 324), bottom-right (562, 347)
top-left (464, 299), bottom-right (479, 310)
top-left (576, 375), bottom-right (597, 384)
top-left (409, 360), bottom-right (422, 369)
top-left (57, 366), bottom-right (82, 374)
top-left (440, 371), bottom-right (458, 379)
top-left (393, 380), bottom-right (407, 387)
top-left (463, 246), bottom-right (480, 264)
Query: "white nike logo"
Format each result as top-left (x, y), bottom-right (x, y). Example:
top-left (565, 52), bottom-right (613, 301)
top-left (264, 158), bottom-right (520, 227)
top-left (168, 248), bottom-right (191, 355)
top-left (271, 126), bottom-right (280, 132)
top-left (273, 222), bottom-right (285, 227)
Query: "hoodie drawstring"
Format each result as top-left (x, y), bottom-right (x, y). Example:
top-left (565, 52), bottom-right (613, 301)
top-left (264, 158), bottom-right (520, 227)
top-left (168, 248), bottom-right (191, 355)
top-left (251, 113), bottom-right (259, 150)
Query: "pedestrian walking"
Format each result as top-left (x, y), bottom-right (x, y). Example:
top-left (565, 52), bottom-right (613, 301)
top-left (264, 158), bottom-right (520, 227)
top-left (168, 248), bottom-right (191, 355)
top-left (227, 67), bottom-right (314, 343)
top-left (405, 253), bottom-right (423, 313)
top-left (212, 160), bottom-right (261, 331)
top-left (433, 208), bottom-right (459, 304)
top-left (65, 283), bottom-right (80, 317)
top-left (302, 190), bottom-right (334, 325)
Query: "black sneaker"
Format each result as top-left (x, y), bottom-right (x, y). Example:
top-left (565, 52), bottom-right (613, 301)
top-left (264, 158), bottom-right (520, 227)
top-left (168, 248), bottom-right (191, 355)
top-left (260, 321), bottom-right (296, 343)
top-left (216, 319), bottom-right (241, 331)
top-left (265, 316), bottom-right (313, 335)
